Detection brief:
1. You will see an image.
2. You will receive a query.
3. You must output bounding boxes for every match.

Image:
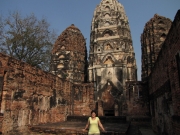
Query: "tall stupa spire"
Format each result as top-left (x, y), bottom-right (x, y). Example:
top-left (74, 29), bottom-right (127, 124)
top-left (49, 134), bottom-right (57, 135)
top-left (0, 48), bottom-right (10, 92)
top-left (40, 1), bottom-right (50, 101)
top-left (88, 0), bottom-right (137, 114)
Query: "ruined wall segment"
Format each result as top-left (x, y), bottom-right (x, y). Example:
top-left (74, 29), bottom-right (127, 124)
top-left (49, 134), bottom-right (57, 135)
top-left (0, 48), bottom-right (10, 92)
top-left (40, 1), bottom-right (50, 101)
top-left (0, 53), bottom-right (94, 134)
top-left (88, 0), bottom-right (137, 115)
top-left (50, 24), bottom-right (88, 83)
top-left (141, 14), bottom-right (172, 81)
top-left (125, 81), bottom-right (149, 118)
top-left (148, 10), bottom-right (180, 135)
top-left (72, 83), bottom-right (95, 116)
top-left (0, 53), bottom-right (72, 133)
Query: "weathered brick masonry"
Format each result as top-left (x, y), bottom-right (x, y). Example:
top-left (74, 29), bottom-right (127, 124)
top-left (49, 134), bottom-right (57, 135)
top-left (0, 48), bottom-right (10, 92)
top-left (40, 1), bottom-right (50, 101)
top-left (125, 81), bottom-right (149, 117)
top-left (0, 1), bottom-right (179, 134)
top-left (0, 53), bottom-right (94, 134)
top-left (141, 14), bottom-right (172, 82)
top-left (148, 10), bottom-right (180, 135)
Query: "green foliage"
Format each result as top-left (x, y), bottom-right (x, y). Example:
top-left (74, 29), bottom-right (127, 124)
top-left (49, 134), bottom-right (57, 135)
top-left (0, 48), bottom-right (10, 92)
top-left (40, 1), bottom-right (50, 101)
top-left (0, 11), bottom-right (57, 71)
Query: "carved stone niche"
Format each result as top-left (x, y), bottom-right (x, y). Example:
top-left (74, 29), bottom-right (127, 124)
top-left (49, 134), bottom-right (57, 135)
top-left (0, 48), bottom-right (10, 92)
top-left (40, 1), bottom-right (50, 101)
top-left (104, 43), bottom-right (113, 50)
top-left (105, 6), bottom-right (110, 12)
top-left (102, 29), bottom-right (113, 37)
top-left (104, 13), bottom-right (110, 18)
top-left (104, 56), bottom-right (114, 65)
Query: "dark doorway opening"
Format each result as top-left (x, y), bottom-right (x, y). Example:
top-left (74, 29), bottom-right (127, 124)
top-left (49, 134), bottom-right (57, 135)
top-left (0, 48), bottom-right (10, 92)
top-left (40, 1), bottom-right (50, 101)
top-left (104, 110), bottom-right (114, 116)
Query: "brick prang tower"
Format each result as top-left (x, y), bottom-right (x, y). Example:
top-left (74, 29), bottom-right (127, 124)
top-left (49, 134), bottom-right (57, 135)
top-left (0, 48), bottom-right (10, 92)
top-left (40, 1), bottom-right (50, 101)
top-left (50, 24), bottom-right (88, 83)
top-left (141, 14), bottom-right (172, 81)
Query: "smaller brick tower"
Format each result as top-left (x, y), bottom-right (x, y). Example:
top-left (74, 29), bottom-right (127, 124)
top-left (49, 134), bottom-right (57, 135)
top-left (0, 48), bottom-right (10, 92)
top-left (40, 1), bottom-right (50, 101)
top-left (141, 14), bottom-right (172, 81)
top-left (50, 24), bottom-right (88, 83)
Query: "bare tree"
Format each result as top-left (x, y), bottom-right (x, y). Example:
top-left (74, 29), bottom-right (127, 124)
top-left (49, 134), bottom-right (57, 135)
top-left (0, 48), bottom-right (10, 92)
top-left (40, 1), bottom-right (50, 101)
top-left (0, 11), bottom-right (57, 71)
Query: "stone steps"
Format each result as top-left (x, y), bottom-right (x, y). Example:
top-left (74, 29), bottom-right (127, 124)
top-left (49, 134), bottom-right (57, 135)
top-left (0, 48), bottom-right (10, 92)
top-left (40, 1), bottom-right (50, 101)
top-left (67, 116), bottom-right (127, 123)
top-left (29, 124), bottom-right (129, 135)
top-left (28, 116), bottom-right (130, 135)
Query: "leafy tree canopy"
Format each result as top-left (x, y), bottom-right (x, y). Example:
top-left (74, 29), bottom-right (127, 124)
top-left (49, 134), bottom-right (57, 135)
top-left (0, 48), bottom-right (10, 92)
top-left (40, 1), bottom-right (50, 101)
top-left (0, 11), bottom-right (57, 71)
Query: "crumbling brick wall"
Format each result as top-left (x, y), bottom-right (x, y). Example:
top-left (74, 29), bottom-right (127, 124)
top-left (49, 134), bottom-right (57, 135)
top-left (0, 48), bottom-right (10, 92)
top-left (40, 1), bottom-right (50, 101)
top-left (125, 81), bottom-right (149, 118)
top-left (0, 53), bottom-right (94, 134)
top-left (72, 84), bottom-right (95, 116)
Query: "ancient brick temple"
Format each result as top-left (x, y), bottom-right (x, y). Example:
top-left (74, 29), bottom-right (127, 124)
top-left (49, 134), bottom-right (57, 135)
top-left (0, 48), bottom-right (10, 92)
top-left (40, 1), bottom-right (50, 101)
top-left (88, 0), bottom-right (137, 116)
top-left (0, 0), bottom-right (179, 135)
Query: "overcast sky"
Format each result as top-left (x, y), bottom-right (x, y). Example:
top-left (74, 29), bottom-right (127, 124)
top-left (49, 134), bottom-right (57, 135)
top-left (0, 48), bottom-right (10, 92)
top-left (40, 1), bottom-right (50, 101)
top-left (0, 0), bottom-right (179, 80)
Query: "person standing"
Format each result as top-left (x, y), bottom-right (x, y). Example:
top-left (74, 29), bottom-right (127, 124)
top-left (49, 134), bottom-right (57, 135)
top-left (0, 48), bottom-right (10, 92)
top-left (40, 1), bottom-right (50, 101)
top-left (84, 110), bottom-right (106, 135)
